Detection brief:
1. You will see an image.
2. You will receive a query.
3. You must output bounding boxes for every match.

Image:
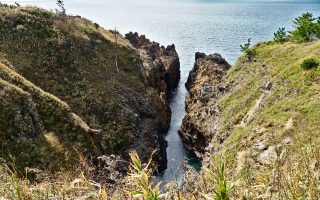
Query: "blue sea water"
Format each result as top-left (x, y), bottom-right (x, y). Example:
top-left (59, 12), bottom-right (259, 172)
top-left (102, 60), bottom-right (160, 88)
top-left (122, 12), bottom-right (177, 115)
top-left (4, 0), bottom-right (320, 186)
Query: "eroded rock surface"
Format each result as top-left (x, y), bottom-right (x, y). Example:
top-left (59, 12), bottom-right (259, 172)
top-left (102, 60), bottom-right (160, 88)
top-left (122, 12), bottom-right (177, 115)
top-left (179, 53), bottom-right (231, 158)
top-left (125, 32), bottom-right (181, 171)
top-left (125, 32), bottom-right (181, 94)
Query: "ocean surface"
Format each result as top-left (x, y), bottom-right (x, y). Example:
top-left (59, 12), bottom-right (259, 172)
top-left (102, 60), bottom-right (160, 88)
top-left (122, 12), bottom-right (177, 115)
top-left (4, 0), bottom-right (320, 186)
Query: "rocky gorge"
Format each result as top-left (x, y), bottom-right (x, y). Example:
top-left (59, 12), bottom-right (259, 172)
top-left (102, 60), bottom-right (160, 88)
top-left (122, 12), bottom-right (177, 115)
top-left (1, 3), bottom-right (320, 199)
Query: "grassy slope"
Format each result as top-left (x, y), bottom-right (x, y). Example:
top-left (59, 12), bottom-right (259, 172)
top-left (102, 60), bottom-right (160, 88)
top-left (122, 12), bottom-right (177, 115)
top-left (215, 41), bottom-right (320, 198)
top-left (0, 4), bottom-right (157, 158)
top-left (0, 58), bottom-right (97, 174)
top-left (0, 4), bottom-right (156, 199)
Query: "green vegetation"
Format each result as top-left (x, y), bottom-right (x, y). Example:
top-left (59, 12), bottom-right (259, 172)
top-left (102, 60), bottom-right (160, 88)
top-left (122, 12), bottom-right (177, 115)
top-left (218, 40), bottom-right (320, 199)
top-left (0, 60), bottom-right (96, 174)
top-left (0, 4), bottom-right (145, 157)
top-left (0, 3), bottom-right (158, 185)
top-left (94, 22), bottom-right (100, 29)
top-left (202, 161), bottom-right (235, 200)
top-left (300, 58), bottom-right (319, 70)
top-left (240, 38), bottom-right (255, 61)
top-left (274, 12), bottom-right (320, 42)
top-left (274, 27), bottom-right (288, 43)
top-left (128, 152), bottom-right (164, 200)
top-left (0, 151), bottom-right (234, 199)
top-left (290, 12), bottom-right (320, 42)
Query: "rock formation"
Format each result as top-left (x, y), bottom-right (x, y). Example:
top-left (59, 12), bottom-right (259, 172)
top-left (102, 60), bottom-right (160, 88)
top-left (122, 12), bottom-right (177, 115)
top-left (179, 53), bottom-right (231, 158)
top-left (125, 32), bottom-right (181, 95)
top-left (125, 32), bottom-right (181, 171)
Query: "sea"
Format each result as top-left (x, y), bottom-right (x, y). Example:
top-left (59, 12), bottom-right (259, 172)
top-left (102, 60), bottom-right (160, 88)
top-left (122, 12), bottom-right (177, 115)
top-left (3, 0), bottom-right (320, 186)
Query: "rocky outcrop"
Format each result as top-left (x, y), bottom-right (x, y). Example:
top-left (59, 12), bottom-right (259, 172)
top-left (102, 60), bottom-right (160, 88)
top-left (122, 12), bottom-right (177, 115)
top-left (125, 32), bottom-right (181, 171)
top-left (125, 32), bottom-right (181, 95)
top-left (179, 53), bottom-right (231, 158)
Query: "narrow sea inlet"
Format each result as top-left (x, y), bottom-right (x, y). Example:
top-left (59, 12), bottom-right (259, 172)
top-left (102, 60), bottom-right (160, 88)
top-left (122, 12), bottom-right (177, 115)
top-left (3, 0), bottom-right (320, 187)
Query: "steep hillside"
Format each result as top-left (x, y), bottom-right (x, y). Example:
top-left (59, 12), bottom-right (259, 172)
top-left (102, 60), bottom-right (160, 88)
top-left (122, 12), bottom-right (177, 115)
top-left (180, 41), bottom-right (320, 198)
top-left (0, 4), bottom-right (180, 184)
top-left (0, 58), bottom-right (99, 173)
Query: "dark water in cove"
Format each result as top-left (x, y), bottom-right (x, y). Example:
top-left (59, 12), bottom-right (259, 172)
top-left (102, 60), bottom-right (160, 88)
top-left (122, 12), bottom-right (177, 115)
top-left (4, 0), bottom-right (320, 186)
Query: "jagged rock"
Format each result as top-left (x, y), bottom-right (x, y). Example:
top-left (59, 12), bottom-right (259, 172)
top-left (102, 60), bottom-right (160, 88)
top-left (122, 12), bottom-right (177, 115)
top-left (179, 53), bottom-right (231, 158)
top-left (125, 32), bottom-right (181, 171)
top-left (195, 52), bottom-right (207, 60)
top-left (124, 32), bottom-right (151, 49)
top-left (125, 32), bottom-right (181, 92)
top-left (12, 97), bottom-right (43, 138)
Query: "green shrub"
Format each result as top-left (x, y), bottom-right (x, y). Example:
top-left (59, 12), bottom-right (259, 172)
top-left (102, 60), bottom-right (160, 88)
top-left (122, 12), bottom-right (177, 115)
top-left (300, 58), bottom-right (319, 70)
top-left (289, 12), bottom-right (320, 42)
top-left (94, 23), bottom-right (100, 29)
top-left (240, 38), bottom-right (255, 61)
top-left (274, 28), bottom-right (288, 43)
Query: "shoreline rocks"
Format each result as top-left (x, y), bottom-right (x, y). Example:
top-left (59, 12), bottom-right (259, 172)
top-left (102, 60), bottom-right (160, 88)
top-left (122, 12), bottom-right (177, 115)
top-left (125, 32), bottom-right (181, 172)
top-left (179, 53), bottom-right (231, 159)
top-left (125, 32), bottom-right (181, 95)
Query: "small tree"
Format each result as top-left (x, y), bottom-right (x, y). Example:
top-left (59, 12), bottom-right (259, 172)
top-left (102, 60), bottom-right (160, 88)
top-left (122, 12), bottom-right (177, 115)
top-left (240, 38), bottom-right (255, 61)
top-left (290, 12), bottom-right (317, 42)
top-left (56, 0), bottom-right (66, 14)
top-left (274, 28), bottom-right (288, 43)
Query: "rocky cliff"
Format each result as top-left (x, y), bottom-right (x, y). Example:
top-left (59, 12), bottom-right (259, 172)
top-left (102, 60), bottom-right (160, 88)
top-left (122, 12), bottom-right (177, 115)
top-left (179, 53), bottom-right (231, 158)
top-left (0, 4), bottom-right (180, 184)
top-left (180, 41), bottom-right (320, 198)
top-left (125, 32), bottom-right (180, 96)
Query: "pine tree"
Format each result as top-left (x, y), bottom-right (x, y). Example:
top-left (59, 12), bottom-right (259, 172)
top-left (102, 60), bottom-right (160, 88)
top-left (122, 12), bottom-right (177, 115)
top-left (290, 12), bottom-right (316, 42)
top-left (57, 0), bottom-right (66, 14)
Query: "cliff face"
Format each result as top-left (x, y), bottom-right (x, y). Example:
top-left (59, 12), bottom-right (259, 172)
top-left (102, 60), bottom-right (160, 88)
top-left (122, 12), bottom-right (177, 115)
top-left (0, 4), bottom-right (179, 183)
top-left (125, 32), bottom-right (181, 170)
top-left (179, 53), bottom-right (231, 158)
top-left (180, 41), bottom-right (320, 198)
top-left (125, 32), bottom-right (180, 96)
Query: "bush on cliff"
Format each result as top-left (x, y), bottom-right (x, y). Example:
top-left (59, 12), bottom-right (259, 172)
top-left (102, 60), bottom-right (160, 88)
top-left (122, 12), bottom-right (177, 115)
top-left (274, 27), bottom-right (288, 43)
top-left (240, 38), bottom-right (255, 61)
top-left (56, 0), bottom-right (66, 14)
top-left (273, 12), bottom-right (320, 43)
top-left (300, 58), bottom-right (319, 70)
top-left (289, 12), bottom-right (320, 42)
